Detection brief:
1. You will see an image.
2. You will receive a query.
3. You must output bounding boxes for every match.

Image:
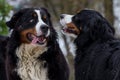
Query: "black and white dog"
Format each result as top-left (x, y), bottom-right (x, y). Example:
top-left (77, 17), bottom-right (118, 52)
top-left (0, 8), bottom-right (69, 80)
top-left (60, 9), bottom-right (120, 80)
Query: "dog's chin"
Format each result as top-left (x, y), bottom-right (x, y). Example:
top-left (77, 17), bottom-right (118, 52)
top-left (27, 33), bottom-right (48, 46)
top-left (61, 28), bottom-right (77, 38)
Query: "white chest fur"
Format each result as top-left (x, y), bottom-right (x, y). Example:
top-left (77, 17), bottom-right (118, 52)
top-left (16, 44), bottom-right (49, 80)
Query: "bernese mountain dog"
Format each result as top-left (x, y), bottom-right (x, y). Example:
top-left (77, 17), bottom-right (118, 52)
top-left (60, 9), bottom-right (120, 80)
top-left (0, 8), bottom-right (69, 80)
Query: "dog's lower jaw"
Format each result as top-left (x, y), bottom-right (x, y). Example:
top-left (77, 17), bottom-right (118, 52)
top-left (15, 43), bottom-right (48, 80)
top-left (61, 30), bottom-right (77, 38)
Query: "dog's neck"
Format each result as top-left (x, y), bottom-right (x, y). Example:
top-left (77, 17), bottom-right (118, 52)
top-left (15, 43), bottom-right (48, 80)
top-left (16, 43), bottom-right (47, 59)
top-left (74, 33), bottom-right (97, 51)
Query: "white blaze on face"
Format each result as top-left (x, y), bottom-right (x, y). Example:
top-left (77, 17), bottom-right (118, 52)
top-left (60, 14), bottom-right (74, 27)
top-left (35, 10), bottom-right (48, 36)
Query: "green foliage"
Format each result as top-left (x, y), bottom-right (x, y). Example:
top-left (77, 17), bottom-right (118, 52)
top-left (0, 0), bottom-right (12, 35)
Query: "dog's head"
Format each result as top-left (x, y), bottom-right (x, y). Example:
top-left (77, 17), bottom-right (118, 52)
top-left (60, 14), bottom-right (80, 38)
top-left (6, 8), bottom-right (54, 46)
top-left (60, 9), bottom-right (115, 40)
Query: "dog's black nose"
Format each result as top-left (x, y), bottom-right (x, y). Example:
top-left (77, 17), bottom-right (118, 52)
top-left (60, 14), bottom-right (64, 19)
top-left (40, 25), bottom-right (49, 33)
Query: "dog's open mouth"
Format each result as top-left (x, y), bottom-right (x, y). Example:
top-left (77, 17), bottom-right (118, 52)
top-left (62, 27), bottom-right (78, 35)
top-left (27, 33), bottom-right (47, 45)
top-left (63, 28), bottom-right (73, 33)
top-left (60, 19), bottom-right (78, 35)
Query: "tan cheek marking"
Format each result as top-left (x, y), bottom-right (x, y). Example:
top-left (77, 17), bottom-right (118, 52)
top-left (43, 15), bottom-right (47, 19)
top-left (20, 27), bottom-right (36, 43)
top-left (32, 13), bottom-right (37, 17)
top-left (67, 23), bottom-right (80, 35)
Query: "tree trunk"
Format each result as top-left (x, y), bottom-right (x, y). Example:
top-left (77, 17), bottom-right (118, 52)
top-left (104, 0), bottom-right (114, 26)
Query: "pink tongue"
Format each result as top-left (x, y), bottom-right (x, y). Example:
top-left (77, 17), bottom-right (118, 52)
top-left (31, 37), bottom-right (39, 44)
top-left (39, 37), bottom-right (44, 41)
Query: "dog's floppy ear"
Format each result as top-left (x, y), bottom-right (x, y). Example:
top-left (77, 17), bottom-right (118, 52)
top-left (6, 8), bottom-right (30, 29)
top-left (89, 17), bottom-right (115, 40)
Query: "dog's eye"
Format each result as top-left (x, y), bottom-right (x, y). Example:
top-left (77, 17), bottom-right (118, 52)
top-left (32, 13), bottom-right (37, 17)
top-left (43, 15), bottom-right (47, 20)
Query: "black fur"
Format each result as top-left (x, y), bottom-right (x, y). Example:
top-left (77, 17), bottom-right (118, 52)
top-left (0, 8), bottom-right (69, 80)
top-left (0, 36), bottom-right (9, 80)
top-left (73, 10), bottom-right (120, 80)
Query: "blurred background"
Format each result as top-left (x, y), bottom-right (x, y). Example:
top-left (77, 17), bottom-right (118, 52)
top-left (0, 0), bottom-right (120, 80)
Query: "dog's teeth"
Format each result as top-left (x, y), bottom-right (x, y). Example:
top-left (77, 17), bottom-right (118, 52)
top-left (43, 39), bottom-right (46, 42)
